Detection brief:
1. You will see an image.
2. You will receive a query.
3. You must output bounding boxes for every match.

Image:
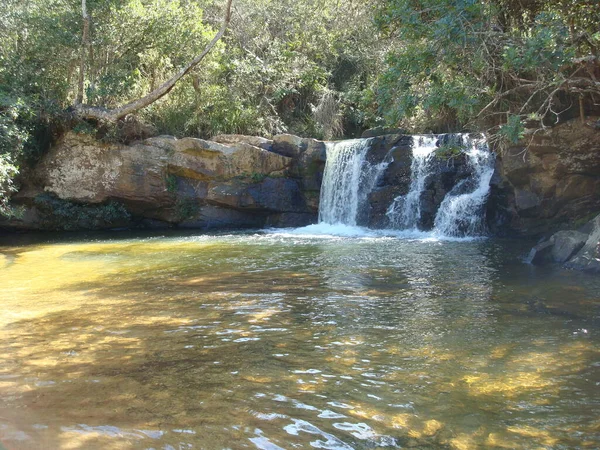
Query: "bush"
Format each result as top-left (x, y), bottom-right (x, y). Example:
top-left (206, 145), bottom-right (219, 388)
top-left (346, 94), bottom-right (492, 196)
top-left (34, 193), bottom-right (131, 230)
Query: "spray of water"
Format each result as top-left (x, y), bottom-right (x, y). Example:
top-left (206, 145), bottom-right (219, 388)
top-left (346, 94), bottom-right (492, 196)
top-left (291, 133), bottom-right (494, 240)
top-left (433, 136), bottom-right (495, 237)
top-left (319, 139), bottom-right (389, 226)
top-left (386, 136), bottom-right (437, 229)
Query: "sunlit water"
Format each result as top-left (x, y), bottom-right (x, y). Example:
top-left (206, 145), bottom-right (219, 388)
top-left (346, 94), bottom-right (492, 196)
top-left (1, 229), bottom-right (599, 449)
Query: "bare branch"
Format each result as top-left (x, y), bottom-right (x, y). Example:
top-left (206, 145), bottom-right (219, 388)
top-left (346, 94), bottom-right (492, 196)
top-left (74, 0), bottom-right (233, 121)
top-left (76, 0), bottom-right (90, 105)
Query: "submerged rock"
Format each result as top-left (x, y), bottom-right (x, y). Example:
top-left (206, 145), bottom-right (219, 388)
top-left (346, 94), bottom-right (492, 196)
top-left (527, 230), bottom-right (587, 265)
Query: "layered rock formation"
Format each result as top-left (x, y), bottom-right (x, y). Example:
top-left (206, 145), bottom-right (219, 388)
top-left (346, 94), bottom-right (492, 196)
top-left (5, 132), bottom-right (325, 230)
top-left (3, 116), bottom-right (599, 251)
top-left (489, 117), bottom-right (600, 236)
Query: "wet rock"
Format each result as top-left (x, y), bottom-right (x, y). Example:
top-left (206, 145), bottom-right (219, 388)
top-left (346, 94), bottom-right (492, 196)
top-left (565, 214), bottom-right (600, 272)
top-left (526, 240), bottom-right (554, 264)
top-left (265, 212), bottom-right (316, 228)
top-left (247, 178), bottom-right (308, 213)
top-left (179, 205), bottom-right (265, 229)
top-left (493, 117), bottom-right (600, 236)
top-left (527, 230), bottom-right (588, 264)
top-left (551, 230), bottom-right (588, 263)
top-left (289, 139), bottom-right (326, 191)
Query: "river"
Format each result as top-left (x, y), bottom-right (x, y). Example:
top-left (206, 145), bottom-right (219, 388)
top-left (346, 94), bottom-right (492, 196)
top-left (1, 229), bottom-right (599, 449)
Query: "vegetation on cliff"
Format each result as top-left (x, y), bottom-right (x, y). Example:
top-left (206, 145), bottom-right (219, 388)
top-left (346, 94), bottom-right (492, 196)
top-left (1, 0), bottom-right (598, 214)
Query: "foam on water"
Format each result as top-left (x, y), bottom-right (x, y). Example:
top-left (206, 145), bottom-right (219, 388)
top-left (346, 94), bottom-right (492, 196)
top-left (319, 138), bottom-right (389, 226)
top-left (263, 224), bottom-right (480, 242)
top-left (433, 135), bottom-right (495, 237)
top-left (387, 135), bottom-right (437, 229)
top-left (278, 133), bottom-right (495, 241)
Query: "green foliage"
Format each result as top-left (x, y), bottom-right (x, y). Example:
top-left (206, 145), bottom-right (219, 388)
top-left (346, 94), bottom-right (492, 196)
top-left (1, 0), bottom-right (385, 145)
top-left (0, 154), bottom-right (20, 217)
top-left (165, 173), bottom-right (178, 193)
top-left (250, 172), bottom-right (267, 183)
top-left (435, 144), bottom-right (463, 159)
top-left (499, 114), bottom-right (525, 144)
top-left (175, 198), bottom-right (199, 221)
top-left (375, 0), bottom-right (600, 139)
top-left (34, 193), bottom-right (131, 230)
top-left (72, 121), bottom-right (96, 135)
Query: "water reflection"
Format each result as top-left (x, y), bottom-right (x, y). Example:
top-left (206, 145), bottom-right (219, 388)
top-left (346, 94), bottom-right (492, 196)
top-left (0, 231), bottom-right (598, 449)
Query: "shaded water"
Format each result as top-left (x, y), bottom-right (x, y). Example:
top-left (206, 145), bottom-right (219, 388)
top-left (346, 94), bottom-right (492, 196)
top-left (1, 230), bottom-right (599, 449)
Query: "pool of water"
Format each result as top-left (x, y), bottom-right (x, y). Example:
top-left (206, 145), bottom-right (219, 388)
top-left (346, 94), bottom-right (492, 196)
top-left (0, 229), bottom-right (599, 449)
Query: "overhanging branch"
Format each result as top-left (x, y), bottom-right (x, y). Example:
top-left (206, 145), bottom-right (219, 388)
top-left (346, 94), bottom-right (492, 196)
top-left (74, 0), bottom-right (233, 122)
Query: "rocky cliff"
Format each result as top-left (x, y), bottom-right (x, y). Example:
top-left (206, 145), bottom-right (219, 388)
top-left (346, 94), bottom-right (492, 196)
top-left (488, 117), bottom-right (600, 237)
top-left (4, 132), bottom-right (326, 230)
top-left (3, 117), bottom-right (599, 241)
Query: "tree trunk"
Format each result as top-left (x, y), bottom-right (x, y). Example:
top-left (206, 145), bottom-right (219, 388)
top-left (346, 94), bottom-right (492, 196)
top-left (74, 0), bottom-right (233, 121)
top-left (76, 0), bottom-right (90, 105)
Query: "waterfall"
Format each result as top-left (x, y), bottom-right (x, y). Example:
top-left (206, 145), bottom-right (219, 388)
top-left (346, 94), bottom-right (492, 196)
top-left (305, 133), bottom-right (494, 239)
top-left (319, 139), bottom-right (389, 226)
top-left (386, 136), bottom-right (437, 229)
top-left (433, 136), bottom-right (495, 237)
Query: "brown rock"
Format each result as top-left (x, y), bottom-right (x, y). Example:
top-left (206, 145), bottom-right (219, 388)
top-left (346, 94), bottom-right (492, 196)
top-left (211, 134), bottom-right (273, 151)
top-left (494, 116), bottom-right (600, 236)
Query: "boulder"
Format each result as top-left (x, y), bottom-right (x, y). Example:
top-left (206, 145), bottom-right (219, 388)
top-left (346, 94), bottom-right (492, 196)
top-left (527, 228), bottom-right (590, 266)
top-left (551, 230), bottom-right (588, 263)
top-left (272, 134), bottom-right (309, 158)
top-left (493, 116), bottom-right (600, 236)
top-left (526, 240), bottom-right (555, 264)
top-left (211, 134), bottom-right (273, 151)
top-left (565, 214), bottom-right (600, 272)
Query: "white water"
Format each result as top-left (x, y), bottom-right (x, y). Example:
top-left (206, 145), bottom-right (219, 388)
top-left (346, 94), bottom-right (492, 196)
top-left (433, 136), bottom-right (495, 237)
top-left (285, 133), bottom-right (494, 240)
top-left (318, 139), bottom-right (389, 226)
top-left (386, 136), bottom-right (437, 229)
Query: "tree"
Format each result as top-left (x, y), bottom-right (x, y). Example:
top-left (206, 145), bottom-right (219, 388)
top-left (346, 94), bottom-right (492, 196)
top-left (374, 0), bottom-right (600, 141)
top-left (74, 0), bottom-right (234, 122)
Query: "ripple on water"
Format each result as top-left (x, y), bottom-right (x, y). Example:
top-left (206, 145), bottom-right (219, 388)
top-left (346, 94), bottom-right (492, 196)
top-left (0, 230), bottom-right (598, 449)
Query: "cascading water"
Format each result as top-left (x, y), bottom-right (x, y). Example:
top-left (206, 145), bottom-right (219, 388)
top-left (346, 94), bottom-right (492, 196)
top-left (382, 133), bottom-right (495, 237)
top-left (386, 136), bottom-right (437, 229)
top-left (304, 133), bottom-right (494, 239)
top-left (319, 139), bottom-right (389, 226)
top-left (433, 136), bottom-right (495, 237)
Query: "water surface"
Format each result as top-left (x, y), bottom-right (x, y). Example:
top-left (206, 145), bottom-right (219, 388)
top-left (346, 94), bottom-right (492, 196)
top-left (1, 230), bottom-right (599, 449)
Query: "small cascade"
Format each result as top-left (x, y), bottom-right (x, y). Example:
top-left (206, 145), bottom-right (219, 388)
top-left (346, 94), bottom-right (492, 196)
top-left (319, 139), bottom-right (389, 226)
top-left (433, 136), bottom-right (495, 237)
top-left (386, 136), bottom-right (437, 229)
top-left (312, 133), bottom-right (494, 238)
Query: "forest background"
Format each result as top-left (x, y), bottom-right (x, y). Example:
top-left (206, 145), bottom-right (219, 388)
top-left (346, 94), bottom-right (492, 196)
top-left (1, 0), bottom-right (598, 215)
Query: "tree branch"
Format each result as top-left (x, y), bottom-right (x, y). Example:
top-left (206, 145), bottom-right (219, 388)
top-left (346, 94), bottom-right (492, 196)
top-left (74, 0), bottom-right (233, 121)
top-left (76, 0), bottom-right (90, 105)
